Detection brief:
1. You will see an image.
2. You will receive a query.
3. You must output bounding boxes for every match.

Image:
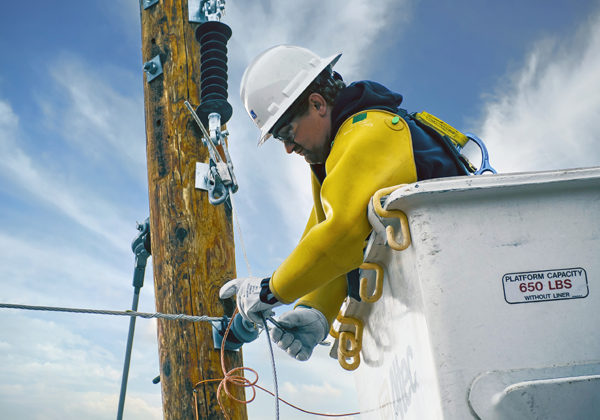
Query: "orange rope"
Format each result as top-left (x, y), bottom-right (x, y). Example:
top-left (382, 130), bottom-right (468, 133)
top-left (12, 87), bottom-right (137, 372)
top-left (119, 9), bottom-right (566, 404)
top-left (193, 308), bottom-right (361, 419)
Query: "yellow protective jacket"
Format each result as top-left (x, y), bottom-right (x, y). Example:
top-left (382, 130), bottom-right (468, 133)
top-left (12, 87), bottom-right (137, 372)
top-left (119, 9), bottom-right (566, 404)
top-left (269, 110), bottom-right (418, 324)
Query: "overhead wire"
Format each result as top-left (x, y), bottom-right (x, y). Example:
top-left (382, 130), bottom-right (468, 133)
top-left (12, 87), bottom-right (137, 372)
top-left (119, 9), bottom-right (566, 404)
top-left (0, 302), bottom-right (221, 322)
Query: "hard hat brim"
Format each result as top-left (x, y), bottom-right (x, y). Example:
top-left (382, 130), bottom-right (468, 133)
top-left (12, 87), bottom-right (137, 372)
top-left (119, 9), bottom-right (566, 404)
top-left (257, 52), bottom-right (342, 146)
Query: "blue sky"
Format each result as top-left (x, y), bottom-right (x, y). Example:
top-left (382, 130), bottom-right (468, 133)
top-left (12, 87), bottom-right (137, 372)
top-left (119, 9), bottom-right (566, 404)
top-left (1, 0), bottom-right (600, 419)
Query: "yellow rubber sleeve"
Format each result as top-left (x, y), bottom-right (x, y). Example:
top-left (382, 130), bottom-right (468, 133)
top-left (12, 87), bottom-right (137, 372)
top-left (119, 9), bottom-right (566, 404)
top-left (296, 274), bottom-right (348, 326)
top-left (270, 110), bottom-right (418, 309)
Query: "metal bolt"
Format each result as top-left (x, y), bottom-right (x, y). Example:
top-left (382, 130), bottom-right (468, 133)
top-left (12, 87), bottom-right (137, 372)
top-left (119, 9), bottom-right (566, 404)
top-left (144, 62), bottom-right (158, 75)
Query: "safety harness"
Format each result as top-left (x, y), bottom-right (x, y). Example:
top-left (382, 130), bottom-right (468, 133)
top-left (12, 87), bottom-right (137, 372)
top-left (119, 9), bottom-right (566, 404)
top-left (398, 109), bottom-right (496, 176)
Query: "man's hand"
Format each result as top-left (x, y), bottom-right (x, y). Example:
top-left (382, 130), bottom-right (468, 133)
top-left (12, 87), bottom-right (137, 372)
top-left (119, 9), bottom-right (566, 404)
top-left (270, 306), bottom-right (328, 361)
top-left (219, 277), bottom-right (281, 324)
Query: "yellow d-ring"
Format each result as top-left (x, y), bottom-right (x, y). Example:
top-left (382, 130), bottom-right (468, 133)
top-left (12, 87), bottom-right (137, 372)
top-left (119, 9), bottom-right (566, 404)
top-left (359, 262), bottom-right (384, 303)
top-left (372, 185), bottom-right (411, 251)
top-left (338, 350), bottom-right (360, 371)
top-left (339, 316), bottom-right (363, 343)
top-left (337, 315), bottom-right (363, 354)
top-left (339, 331), bottom-right (361, 357)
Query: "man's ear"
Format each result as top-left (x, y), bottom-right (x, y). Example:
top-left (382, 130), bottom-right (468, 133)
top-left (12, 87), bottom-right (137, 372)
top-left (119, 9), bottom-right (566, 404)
top-left (308, 93), bottom-right (328, 116)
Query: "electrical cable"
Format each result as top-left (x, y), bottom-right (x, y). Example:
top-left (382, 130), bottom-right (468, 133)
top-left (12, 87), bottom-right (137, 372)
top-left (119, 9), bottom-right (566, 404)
top-left (193, 308), bottom-right (362, 419)
top-left (260, 313), bottom-right (279, 420)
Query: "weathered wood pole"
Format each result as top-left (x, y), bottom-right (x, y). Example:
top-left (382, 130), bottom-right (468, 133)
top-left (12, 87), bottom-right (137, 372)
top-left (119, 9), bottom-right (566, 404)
top-left (139, 0), bottom-right (247, 418)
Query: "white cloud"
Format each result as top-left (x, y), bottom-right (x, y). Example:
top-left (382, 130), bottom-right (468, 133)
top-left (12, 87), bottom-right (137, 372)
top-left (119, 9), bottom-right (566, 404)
top-left (0, 232), bottom-right (130, 306)
top-left (227, 0), bottom-right (413, 78)
top-left (0, 312), bottom-right (161, 420)
top-left (40, 53), bottom-right (146, 178)
top-left (477, 12), bottom-right (600, 173)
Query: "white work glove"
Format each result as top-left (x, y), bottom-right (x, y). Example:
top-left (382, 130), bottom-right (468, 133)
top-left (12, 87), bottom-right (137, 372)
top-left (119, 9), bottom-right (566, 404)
top-left (219, 277), bottom-right (281, 324)
top-left (270, 306), bottom-right (329, 361)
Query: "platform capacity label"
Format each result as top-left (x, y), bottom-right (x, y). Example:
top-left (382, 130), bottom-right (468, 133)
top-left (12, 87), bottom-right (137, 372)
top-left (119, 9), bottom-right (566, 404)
top-left (503, 268), bottom-right (588, 304)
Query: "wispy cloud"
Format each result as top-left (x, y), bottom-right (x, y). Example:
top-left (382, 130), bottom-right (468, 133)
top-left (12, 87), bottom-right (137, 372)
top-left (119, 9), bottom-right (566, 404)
top-left (38, 53), bottom-right (147, 179)
top-left (0, 83), bottom-right (144, 253)
top-left (0, 311), bottom-right (161, 419)
top-left (476, 12), bottom-right (600, 173)
top-left (227, 0), bottom-right (414, 78)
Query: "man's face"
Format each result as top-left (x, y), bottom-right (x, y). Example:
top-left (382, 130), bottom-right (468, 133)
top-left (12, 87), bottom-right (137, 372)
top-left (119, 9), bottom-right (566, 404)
top-left (273, 94), bottom-right (331, 164)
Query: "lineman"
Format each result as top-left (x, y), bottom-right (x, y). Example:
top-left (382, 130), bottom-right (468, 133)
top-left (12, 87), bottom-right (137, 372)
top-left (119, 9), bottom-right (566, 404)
top-left (220, 45), bottom-right (467, 361)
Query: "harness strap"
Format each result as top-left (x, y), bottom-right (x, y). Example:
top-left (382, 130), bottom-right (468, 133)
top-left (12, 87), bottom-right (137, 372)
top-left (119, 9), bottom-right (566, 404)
top-left (397, 108), bottom-right (476, 175)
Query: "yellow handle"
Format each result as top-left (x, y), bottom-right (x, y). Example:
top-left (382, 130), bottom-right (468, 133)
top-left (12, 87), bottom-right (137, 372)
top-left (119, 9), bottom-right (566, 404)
top-left (372, 185), bottom-right (411, 251)
top-left (359, 262), bottom-right (384, 303)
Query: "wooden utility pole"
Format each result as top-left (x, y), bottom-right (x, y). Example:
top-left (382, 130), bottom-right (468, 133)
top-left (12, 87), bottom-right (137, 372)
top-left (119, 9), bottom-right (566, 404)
top-left (139, 0), bottom-right (247, 418)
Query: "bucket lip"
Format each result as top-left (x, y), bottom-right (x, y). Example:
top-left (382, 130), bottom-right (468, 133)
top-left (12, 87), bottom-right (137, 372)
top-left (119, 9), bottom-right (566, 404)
top-left (384, 166), bottom-right (600, 210)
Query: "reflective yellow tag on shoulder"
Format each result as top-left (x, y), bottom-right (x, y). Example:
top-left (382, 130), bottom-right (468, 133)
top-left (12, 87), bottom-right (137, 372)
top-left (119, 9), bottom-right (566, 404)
top-left (352, 112), bottom-right (367, 123)
top-left (414, 111), bottom-right (469, 147)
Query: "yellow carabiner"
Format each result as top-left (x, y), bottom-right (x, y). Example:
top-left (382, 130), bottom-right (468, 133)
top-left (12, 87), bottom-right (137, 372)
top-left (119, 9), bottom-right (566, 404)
top-left (372, 185), bottom-right (411, 251)
top-left (359, 262), bottom-right (384, 303)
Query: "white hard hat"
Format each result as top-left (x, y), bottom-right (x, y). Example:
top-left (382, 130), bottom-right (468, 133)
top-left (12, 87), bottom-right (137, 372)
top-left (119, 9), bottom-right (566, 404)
top-left (240, 45), bottom-right (341, 145)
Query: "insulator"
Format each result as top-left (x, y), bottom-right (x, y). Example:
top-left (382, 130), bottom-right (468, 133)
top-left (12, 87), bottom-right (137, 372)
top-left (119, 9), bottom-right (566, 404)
top-left (195, 21), bottom-right (233, 126)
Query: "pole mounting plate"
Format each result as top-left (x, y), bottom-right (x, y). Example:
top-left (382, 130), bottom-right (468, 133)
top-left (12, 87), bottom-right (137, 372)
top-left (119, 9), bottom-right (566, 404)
top-left (195, 162), bottom-right (210, 191)
top-left (143, 0), bottom-right (159, 9)
top-left (143, 55), bottom-right (163, 83)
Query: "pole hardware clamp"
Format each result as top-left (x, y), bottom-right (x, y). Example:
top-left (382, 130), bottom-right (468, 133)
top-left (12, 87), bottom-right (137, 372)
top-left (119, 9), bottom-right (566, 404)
top-left (143, 55), bottom-right (163, 83)
top-left (189, 0), bottom-right (226, 22)
top-left (142, 0), bottom-right (159, 9)
top-left (186, 101), bottom-right (238, 206)
top-left (131, 218), bottom-right (151, 288)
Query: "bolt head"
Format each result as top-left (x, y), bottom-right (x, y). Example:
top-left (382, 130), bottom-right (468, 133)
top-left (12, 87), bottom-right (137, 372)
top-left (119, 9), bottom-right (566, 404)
top-left (144, 61), bottom-right (158, 74)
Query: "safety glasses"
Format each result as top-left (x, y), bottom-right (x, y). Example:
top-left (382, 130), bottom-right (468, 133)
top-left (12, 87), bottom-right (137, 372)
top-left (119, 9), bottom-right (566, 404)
top-left (270, 98), bottom-right (306, 143)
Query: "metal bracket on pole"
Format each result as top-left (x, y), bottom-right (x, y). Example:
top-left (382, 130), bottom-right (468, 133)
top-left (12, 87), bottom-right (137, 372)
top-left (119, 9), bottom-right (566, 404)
top-left (142, 0), bottom-right (159, 10)
top-left (143, 55), bottom-right (163, 83)
top-left (195, 162), bottom-right (211, 191)
top-left (189, 0), bottom-right (226, 22)
top-left (186, 102), bottom-right (237, 206)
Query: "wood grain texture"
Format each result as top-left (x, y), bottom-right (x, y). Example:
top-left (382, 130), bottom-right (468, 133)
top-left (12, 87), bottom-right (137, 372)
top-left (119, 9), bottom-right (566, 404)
top-left (140, 1), bottom-right (247, 418)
